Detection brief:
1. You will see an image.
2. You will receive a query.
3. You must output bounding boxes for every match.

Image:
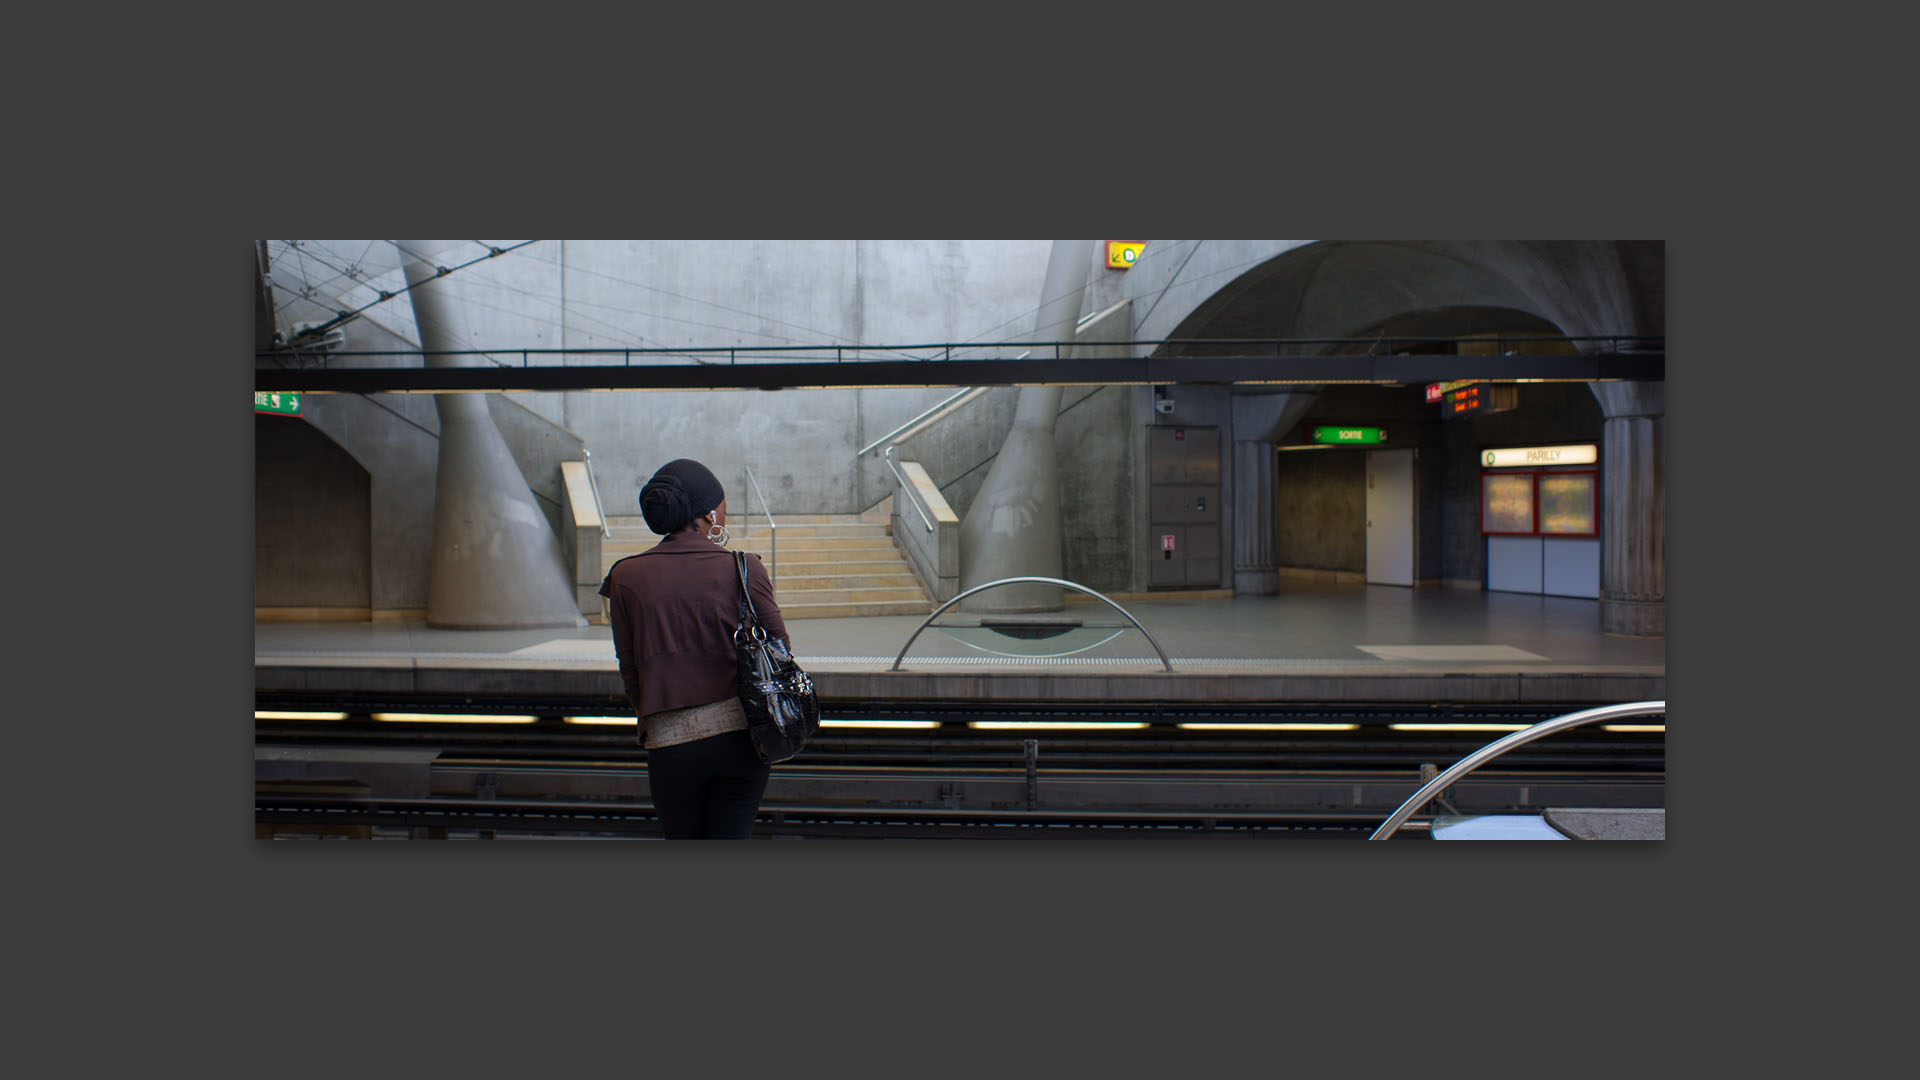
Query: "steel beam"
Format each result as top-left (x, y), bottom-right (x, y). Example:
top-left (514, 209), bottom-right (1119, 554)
top-left (255, 352), bottom-right (1664, 394)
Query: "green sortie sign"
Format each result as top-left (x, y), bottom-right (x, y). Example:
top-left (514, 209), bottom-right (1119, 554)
top-left (255, 391), bottom-right (301, 416)
top-left (1312, 426), bottom-right (1386, 445)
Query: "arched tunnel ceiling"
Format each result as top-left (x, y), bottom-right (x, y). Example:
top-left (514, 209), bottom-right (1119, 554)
top-left (1157, 240), bottom-right (1661, 356)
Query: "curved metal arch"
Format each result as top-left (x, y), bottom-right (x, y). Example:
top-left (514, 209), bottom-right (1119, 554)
top-left (1368, 700), bottom-right (1666, 840)
top-left (891, 577), bottom-right (1174, 672)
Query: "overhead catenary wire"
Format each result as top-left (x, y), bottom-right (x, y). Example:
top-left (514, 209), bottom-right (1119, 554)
top-left (280, 240), bottom-right (542, 346)
top-left (508, 244), bottom-right (947, 363)
top-left (267, 240), bottom-right (1333, 364)
top-left (286, 240), bottom-right (815, 365)
top-left (283, 240), bottom-right (681, 360)
top-left (278, 238), bottom-right (1213, 360)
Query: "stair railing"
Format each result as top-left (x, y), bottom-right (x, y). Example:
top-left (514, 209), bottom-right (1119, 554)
top-left (1367, 700), bottom-right (1666, 840)
top-left (858, 386), bottom-right (993, 537)
top-left (857, 386), bottom-right (987, 458)
top-left (884, 445), bottom-right (934, 533)
top-left (742, 466), bottom-right (777, 589)
top-left (582, 448), bottom-right (610, 539)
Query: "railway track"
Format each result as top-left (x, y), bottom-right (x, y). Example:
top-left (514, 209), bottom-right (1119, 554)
top-left (257, 698), bottom-right (1663, 839)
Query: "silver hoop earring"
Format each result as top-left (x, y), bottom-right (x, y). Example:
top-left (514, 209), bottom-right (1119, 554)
top-left (707, 523), bottom-right (729, 547)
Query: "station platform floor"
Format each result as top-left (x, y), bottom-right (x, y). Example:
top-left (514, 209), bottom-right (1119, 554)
top-left (255, 582), bottom-right (1665, 707)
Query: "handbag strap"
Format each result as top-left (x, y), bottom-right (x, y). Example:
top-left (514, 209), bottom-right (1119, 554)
top-left (733, 550), bottom-right (762, 632)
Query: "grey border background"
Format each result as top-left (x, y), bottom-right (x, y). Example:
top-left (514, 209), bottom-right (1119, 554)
top-left (37, 18), bottom-right (1891, 1073)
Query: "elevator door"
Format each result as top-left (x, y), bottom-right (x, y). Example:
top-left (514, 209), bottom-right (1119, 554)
top-left (1148, 425), bottom-right (1221, 589)
top-left (1365, 448), bottom-right (1414, 586)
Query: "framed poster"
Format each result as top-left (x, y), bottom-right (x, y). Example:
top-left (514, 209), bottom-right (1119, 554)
top-left (1537, 470), bottom-right (1598, 537)
top-left (1481, 473), bottom-right (1535, 534)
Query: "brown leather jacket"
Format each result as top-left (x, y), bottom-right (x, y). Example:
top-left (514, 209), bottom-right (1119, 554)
top-left (599, 529), bottom-right (790, 719)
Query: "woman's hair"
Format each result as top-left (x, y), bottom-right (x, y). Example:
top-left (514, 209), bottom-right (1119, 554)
top-left (639, 459), bottom-right (725, 535)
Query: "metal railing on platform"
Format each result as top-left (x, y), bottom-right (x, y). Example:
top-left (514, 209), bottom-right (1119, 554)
top-left (1368, 700), bottom-right (1666, 840)
top-left (891, 577), bottom-right (1174, 672)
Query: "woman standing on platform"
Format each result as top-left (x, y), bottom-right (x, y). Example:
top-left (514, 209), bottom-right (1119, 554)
top-left (600, 458), bottom-right (789, 839)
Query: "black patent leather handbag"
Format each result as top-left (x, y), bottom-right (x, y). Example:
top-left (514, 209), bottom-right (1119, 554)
top-left (732, 550), bottom-right (820, 764)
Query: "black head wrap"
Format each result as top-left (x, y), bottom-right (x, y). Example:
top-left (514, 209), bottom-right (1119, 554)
top-left (639, 458), bottom-right (725, 535)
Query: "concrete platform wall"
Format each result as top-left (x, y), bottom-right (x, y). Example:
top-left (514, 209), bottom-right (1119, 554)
top-left (259, 240), bottom-right (1659, 619)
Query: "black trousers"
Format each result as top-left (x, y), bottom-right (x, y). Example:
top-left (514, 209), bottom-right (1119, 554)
top-left (646, 729), bottom-right (770, 839)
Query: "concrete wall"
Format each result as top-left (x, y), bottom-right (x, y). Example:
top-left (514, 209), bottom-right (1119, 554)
top-left (1128, 240), bottom-right (1661, 346)
top-left (261, 240), bottom-right (1056, 611)
top-left (255, 413), bottom-right (371, 610)
top-left (266, 240), bottom-right (1054, 518)
top-left (269, 392), bottom-right (584, 614)
top-left (1274, 447), bottom-right (1366, 574)
top-left (259, 239), bottom-right (1657, 614)
top-left (539, 240), bottom-right (1052, 517)
top-left (1057, 386), bottom-right (1135, 592)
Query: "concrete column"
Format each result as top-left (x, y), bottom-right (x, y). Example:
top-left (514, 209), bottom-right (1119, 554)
top-left (1230, 391), bottom-right (1318, 595)
top-left (958, 240), bottom-right (1094, 613)
top-left (1589, 381), bottom-right (1664, 637)
top-left (400, 241), bottom-right (586, 630)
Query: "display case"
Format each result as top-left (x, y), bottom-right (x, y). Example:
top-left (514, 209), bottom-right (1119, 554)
top-left (1537, 471), bottom-right (1598, 537)
top-left (1481, 473), bottom-right (1535, 534)
top-left (1480, 470), bottom-right (1597, 538)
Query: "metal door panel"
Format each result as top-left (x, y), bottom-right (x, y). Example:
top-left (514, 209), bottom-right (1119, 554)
top-left (1149, 425), bottom-right (1221, 588)
top-left (1185, 524), bottom-right (1220, 586)
top-left (1147, 427), bottom-right (1186, 483)
top-left (1151, 485), bottom-right (1217, 524)
top-left (1487, 535), bottom-right (1542, 593)
top-left (1181, 428), bottom-right (1221, 484)
top-left (1542, 537), bottom-right (1600, 598)
top-left (1365, 449), bottom-right (1414, 587)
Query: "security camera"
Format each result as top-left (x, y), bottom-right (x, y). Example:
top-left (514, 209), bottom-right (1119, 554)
top-left (1155, 398), bottom-right (1176, 415)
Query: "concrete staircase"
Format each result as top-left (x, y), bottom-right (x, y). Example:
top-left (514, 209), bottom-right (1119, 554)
top-left (601, 509), bottom-right (934, 619)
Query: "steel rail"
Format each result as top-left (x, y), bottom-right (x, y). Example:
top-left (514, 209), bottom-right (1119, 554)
top-left (884, 445), bottom-right (934, 532)
top-left (858, 387), bottom-right (985, 456)
top-left (582, 449), bottom-right (610, 540)
top-left (255, 793), bottom-right (1433, 837)
top-left (742, 466), bottom-right (777, 589)
top-left (891, 578), bottom-right (1174, 672)
top-left (1368, 700), bottom-right (1665, 840)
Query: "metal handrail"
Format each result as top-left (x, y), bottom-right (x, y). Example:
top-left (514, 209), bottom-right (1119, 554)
top-left (582, 449), bottom-right (610, 539)
top-left (891, 577), bottom-right (1174, 672)
top-left (884, 445), bottom-right (934, 533)
top-left (858, 386), bottom-right (987, 456)
top-left (1367, 700), bottom-right (1666, 840)
top-left (742, 466), bottom-right (777, 589)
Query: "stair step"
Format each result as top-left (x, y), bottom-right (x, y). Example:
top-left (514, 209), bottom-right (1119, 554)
top-left (772, 587), bottom-right (928, 604)
top-left (597, 508), bottom-right (930, 618)
top-left (605, 513), bottom-right (879, 529)
top-left (638, 524), bottom-right (893, 539)
top-left (773, 573), bottom-right (922, 590)
top-left (778, 599), bottom-right (934, 619)
top-left (603, 535), bottom-right (897, 556)
top-left (600, 549), bottom-right (895, 563)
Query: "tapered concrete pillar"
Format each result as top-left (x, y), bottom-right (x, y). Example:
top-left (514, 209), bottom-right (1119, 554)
top-left (400, 241), bottom-right (586, 629)
top-left (1589, 381), bottom-right (1664, 637)
top-left (958, 240), bottom-right (1094, 613)
top-left (1231, 391), bottom-right (1319, 594)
